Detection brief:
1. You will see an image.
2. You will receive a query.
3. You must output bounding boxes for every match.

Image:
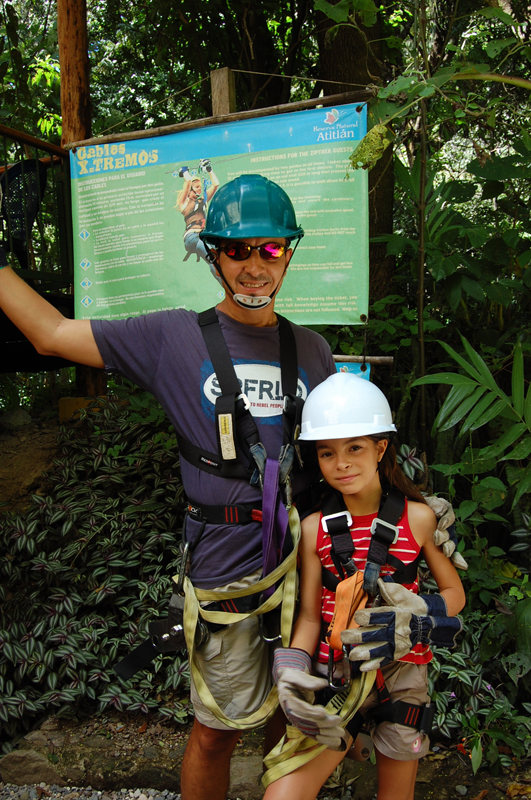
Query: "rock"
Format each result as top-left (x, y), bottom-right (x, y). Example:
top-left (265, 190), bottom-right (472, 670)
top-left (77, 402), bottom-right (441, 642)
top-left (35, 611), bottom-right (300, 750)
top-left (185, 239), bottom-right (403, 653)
top-left (228, 755), bottom-right (263, 800)
top-left (0, 749), bottom-right (64, 786)
top-left (23, 733), bottom-right (49, 747)
top-left (0, 408), bottom-right (32, 431)
top-left (84, 737), bottom-right (112, 750)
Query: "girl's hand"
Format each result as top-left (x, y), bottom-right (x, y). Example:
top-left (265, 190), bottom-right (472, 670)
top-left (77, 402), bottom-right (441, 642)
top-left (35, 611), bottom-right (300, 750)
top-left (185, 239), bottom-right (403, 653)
top-left (340, 578), bottom-right (463, 670)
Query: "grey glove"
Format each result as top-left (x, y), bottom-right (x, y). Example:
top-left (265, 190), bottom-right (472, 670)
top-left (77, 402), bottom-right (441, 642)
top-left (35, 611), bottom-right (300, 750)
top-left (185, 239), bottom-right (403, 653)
top-left (272, 648), bottom-right (349, 750)
top-left (424, 495), bottom-right (468, 570)
top-left (341, 579), bottom-right (463, 671)
top-left (198, 158), bottom-right (212, 173)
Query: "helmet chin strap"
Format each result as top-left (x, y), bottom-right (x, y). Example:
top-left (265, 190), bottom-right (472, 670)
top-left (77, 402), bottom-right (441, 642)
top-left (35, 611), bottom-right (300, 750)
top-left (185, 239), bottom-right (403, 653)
top-left (205, 245), bottom-right (294, 311)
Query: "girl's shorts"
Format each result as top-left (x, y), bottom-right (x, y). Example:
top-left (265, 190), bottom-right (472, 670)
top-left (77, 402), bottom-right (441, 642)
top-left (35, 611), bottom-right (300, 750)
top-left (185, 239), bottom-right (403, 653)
top-left (359, 660), bottom-right (431, 761)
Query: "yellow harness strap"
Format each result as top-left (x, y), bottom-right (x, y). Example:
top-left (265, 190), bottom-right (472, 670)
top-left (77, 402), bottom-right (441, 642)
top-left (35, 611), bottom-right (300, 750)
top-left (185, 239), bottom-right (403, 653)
top-left (178, 505), bottom-right (301, 730)
top-left (262, 668), bottom-right (376, 787)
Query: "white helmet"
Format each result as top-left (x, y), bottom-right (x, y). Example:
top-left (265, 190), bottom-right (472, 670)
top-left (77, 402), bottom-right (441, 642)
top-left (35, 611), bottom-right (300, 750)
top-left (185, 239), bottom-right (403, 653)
top-left (299, 372), bottom-right (397, 441)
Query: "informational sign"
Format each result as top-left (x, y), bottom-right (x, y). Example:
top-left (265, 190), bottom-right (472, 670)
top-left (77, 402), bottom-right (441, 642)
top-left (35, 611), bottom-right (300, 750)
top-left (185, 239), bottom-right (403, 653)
top-left (335, 362), bottom-right (371, 380)
top-left (70, 103), bottom-right (368, 325)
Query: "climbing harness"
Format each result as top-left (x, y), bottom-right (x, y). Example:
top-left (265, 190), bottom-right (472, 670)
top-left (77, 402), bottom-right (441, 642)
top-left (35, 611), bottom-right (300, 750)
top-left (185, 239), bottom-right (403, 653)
top-left (115, 307), bottom-right (306, 712)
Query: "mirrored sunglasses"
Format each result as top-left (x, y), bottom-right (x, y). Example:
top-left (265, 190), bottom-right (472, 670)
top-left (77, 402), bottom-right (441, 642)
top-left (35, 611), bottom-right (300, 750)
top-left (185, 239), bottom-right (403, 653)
top-left (219, 242), bottom-right (286, 261)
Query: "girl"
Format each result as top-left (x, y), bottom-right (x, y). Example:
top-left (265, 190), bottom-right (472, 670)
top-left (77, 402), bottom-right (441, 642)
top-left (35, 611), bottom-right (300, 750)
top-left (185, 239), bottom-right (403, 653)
top-left (265, 372), bottom-right (465, 800)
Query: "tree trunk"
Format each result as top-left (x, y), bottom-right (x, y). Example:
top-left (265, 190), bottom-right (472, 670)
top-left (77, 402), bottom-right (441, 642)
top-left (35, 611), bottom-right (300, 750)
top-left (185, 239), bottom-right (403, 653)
top-left (57, 0), bottom-right (106, 395)
top-left (316, 14), bottom-right (395, 304)
top-left (57, 0), bottom-right (91, 146)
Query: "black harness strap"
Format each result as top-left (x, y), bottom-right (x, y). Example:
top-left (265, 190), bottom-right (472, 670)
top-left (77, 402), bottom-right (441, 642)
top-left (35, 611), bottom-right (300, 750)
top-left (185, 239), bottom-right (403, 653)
top-left (176, 309), bottom-right (302, 483)
top-left (186, 499), bottom-right (262, 525)
top-left (200, 307), bottom-right (262, 468)
top-left (372, 669), bottom-right (435, 735)
top-left (363, 489), bottom-right (405, 596)
top-left (320, 488), bottom-right (410, 594)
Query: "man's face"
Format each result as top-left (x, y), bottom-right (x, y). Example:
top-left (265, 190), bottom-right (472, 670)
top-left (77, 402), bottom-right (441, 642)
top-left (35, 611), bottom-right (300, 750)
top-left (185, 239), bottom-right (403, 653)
top-left (216, 237), bottom-right (293, 303)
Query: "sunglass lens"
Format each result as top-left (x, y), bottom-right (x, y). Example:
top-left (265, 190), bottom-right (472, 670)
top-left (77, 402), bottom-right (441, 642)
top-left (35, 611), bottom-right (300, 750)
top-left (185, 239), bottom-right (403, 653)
top-left (261, 243), bottom-right (285, 260)
top-left (223, 243), bottom-right (251, 260)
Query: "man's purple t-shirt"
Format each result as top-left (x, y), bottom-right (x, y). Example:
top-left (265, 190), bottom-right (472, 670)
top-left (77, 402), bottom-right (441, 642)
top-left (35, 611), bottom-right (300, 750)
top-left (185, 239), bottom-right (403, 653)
top-left (91, 308), bottom-right (335, 588)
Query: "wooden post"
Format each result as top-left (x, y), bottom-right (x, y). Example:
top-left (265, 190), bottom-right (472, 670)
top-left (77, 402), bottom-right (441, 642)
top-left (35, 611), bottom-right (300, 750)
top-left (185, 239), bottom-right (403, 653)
top-left (57, 0), bottom-right (91, 146)
top-left (211, 68), bottom-right (236, 116)
top-left (57, 0), bottom-right (106, 396)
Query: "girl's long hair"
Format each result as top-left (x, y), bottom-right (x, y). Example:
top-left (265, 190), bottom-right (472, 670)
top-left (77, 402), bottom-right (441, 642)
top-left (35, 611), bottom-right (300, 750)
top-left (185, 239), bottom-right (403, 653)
top-left (369, 433), bottom-right (427, 504)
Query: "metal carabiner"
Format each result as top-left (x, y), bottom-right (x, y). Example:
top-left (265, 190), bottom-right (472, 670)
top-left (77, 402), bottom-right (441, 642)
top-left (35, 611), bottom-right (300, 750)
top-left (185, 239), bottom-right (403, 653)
top-left (327, 648), bottom-right (351, 693)
top-left (175, 541), bottom-right (191, 595)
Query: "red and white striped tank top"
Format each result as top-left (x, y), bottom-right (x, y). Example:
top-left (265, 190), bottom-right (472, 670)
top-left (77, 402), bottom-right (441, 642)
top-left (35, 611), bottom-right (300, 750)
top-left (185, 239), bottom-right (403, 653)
top-left (315, 498), bottom-right (432, 666)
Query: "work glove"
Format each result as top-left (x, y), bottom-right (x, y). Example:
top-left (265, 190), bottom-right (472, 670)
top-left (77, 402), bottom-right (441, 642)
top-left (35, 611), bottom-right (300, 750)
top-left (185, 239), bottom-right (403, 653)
top-left (272, 647), bottom-right (349, 751)
top-left (198, 158), bottom-right (212, 172)
top-left (424, 495), bottom-right (468, 570)
top-left (178, 166), bottom-right (190, 178)
top-left (341, 578), bottom-right (463, 672)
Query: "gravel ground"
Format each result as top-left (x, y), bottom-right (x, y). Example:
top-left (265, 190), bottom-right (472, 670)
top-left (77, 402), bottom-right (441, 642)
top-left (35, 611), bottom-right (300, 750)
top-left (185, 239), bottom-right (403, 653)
top-left (0, 785), bottom-right (182, 800)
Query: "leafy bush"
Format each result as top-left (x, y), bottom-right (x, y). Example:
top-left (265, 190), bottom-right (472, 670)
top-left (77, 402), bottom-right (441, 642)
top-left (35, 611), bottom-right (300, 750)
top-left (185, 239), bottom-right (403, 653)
top-left (0, 388), bottom-right (191, 752)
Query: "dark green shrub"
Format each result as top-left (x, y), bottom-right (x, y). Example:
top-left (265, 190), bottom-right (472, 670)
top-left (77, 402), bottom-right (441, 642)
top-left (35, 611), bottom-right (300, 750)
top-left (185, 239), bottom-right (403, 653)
top-left (0, 388), bottom-right (190, 752)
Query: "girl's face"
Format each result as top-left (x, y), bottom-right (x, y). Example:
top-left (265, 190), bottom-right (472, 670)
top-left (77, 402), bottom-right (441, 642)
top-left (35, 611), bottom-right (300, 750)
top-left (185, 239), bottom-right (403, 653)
top-left (315, 436), bottom-right (388, 497)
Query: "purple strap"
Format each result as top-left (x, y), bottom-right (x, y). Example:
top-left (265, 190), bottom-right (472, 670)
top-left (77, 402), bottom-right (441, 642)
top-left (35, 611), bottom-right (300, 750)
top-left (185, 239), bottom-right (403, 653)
top-left (262, 458), bottom-right (289, 598)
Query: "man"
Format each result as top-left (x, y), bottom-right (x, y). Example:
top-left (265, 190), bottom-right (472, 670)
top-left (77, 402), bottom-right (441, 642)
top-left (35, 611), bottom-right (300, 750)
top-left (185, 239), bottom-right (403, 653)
top-left (0, 174), bottom-right (336, 800)
top-left (175, 158), bottom-right (220, 264)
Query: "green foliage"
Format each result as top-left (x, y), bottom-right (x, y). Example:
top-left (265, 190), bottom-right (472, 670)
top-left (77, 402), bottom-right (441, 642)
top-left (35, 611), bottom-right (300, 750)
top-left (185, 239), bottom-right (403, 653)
top-left (0, 392), bottom-right (191, 749)
top-left (0, 1), bottom-right (61, 140)
top-left (414, 337), bottom-right (531, 509)
top-left (429, 609), bottom-right (531, 774)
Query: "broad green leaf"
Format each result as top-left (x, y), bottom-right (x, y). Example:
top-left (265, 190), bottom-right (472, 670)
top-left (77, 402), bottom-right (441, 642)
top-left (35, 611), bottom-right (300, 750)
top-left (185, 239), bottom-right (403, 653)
top-left (351, 0), bottom-right (378, 26)
top-left (472, 476), bottom-right (507, 511)
top-left (384, 234), bottom-right (413, 256)
top-left (394, 156), bottom-right (418, 199)
top-left (442, 180), bottom-right (477, 204)
top-left (439, 341), bottom-right (484, 385)
top-left (437, 386), bottom-right (486, 432)
top-left (481, 181), bottom-right (505, 200)
top-left (460, 335), bottom-right (504, 394)
top-left (469, 398), bottom-right (508, 431)
top-left (313, 0), bottom-right (351, 22)
top-left (467, 155), bottom-right (526, 182)
top-left (525, 381), bottom-right (531, 428)
top-left (477, 7), bottom-right (517, 25)
top-left (464, 227), bottom-right (490, 247)
top-left (379, 74), bottom-right (423, 99)
top-left (460, 392), bottom-right (499, 435)
top-left (486, 37), bottom-right (517, 58)
top-left (458, 500), bottom-right (477, 520)
top-left (512, 342), bottom-right (524, 417)
top-left (461, 276), bottom-right (485, 302)
top-left (501, 436), bottom-right (531, 461)
top-left (503, 229), bottom-right (520, 249)
top-left (485, 283), bottom-right (513, 306)
top-left (512, 462), bottom-right (531, 508)
top-left (413, 374), bottom-right (477, 387)
top-left (432, 384), bottom-right (478, 429)
top-left (478, 423), bottom-right (527, 459)
top-left (445, 276), bottom-right (462, 310)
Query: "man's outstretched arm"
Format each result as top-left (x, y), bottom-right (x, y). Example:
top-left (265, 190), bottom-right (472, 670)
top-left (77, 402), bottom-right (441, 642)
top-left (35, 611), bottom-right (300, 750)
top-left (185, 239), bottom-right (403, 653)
top-left (0, 259), bottom-right (104, 368)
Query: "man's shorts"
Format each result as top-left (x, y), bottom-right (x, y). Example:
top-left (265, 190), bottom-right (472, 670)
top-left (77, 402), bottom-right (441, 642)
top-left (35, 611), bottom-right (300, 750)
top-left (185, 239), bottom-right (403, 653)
top-left (189, 571), bottom-right (272, 731)
top-left (360, 660), bottom-right (431, 761)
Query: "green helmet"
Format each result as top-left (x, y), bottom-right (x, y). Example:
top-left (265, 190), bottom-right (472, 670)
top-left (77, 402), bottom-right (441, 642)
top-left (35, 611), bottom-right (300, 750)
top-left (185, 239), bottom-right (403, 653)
top-left (200, 174), bottom-right (304, 243)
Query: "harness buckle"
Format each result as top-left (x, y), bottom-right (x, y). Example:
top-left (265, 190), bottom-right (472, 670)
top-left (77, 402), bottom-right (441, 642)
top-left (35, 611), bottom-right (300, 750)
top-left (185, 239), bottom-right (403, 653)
top-left (370, 516), bottom-right (400, 544)
top-left (237, 393), bottom-right (251, 411)
top-left (321, 510), bottom-right (353, 533)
